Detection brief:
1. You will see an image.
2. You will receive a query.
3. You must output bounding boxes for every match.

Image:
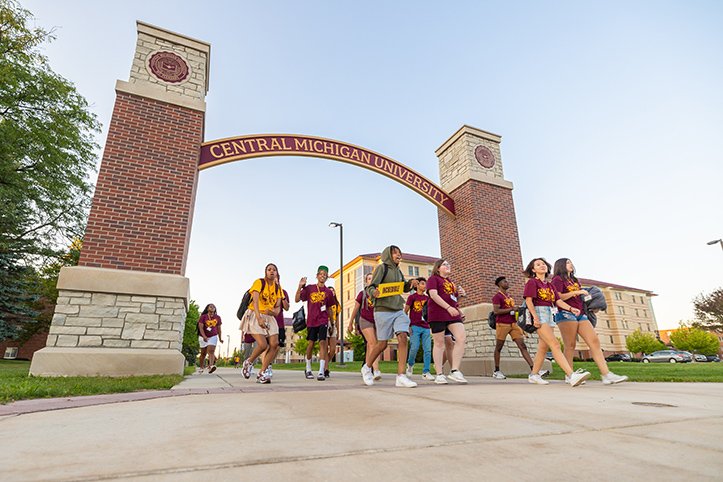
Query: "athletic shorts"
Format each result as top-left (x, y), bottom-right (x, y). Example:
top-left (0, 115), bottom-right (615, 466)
top-left (198, 335), bottom-right (218, 348)
top-left (430, 319), bottom-right (462, 334)
top-left (495, 322), bottom-right (524, 341)
top-left (358, 317), bottom-right (375, 332)
top-left (374, 310), bottom-right (410, 341)
top-left (307, 325), bottom-right (328, 342)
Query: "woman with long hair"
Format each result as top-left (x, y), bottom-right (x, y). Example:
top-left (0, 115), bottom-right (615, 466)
top-left (197, 303), bottom-right (223, 373)
top-left (552, 258), bottom-right (628, 385)
top-left (347, 272), bottom-right (381, 379)
top-left (427, 259), bottom-right (468, 384)
top-left (524, 257), bottom-right (589, 387)
top-left (240, 263), bottom-right (284, 384)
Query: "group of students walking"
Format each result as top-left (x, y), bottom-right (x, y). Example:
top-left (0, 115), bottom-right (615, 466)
top-left (196, 247), bottom-right (628, 387)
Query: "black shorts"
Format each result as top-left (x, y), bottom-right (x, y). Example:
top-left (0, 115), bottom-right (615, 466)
top-left (306, 325), bottom-right (328, 342)
top-left (278, 326), bottom-right (286, 347)
top-left (430, 320), bottom-right (462, 334)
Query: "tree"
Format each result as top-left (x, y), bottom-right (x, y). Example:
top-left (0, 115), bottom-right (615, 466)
top-left (348, 332), bottom-right (366, 361)
top-left (0, 1), bottom-right (100, 337)
top-left (692, 288), bottom-right (723, 332)
top-left (182, 301), bottom-right (200, 365)
top-left (626, 329), bottom-right (664, 358)
top-left (293, 329), bottom-right (319, 358)
top-left (669, 325), bottom-right (719, 356)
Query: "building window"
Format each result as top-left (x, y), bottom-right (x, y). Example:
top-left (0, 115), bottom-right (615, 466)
top-left (428, 269), bottom-right (432, 277)
top-left (414, 266), bottom-right (419, 276)
top-left (606, 320), bottom-right (610, 328)
top-left (614, 292), bottom-right (622, 301)
top-left (408, 266), bottom-right (414, 276)
top-left (617, 306), bottom-right (625, 315)
top-left (643, 309), bottom-right (647, 318)
top-left (635, 309), bottom-right (639, 317)
top-left (347, 273), bottom-right (351, 283)
top-left (609, 336), bottom-right (614, 343)
top-left (3, 347), bottom-right (18, 359)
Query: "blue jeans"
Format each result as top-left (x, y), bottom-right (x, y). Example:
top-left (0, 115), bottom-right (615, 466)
top-left (407, 325), bottom-right (431, 373)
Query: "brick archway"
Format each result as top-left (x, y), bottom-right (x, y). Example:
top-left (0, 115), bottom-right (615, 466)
top-left (30, 22), bottom-right (532, 377)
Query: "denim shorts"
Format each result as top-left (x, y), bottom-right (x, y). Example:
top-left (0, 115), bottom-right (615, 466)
top-left (555, 310), bottom-right (589, 323)
top-left (535, 306), bottom-right (556, 327)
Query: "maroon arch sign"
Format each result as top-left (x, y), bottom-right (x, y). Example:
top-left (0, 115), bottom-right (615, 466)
top-left (199, 134), bottom-right (455, 216)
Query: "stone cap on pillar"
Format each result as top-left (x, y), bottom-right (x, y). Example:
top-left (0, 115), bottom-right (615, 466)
top-left (115, 20), bottom-right (211, 112)
top-left (436, 125), bottom-right (513, 193)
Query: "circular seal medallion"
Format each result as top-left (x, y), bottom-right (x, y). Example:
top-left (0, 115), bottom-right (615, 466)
top-left (474, 145), bottom-right (496, 169)
top-left (147, 51), bottom-right (190, 84)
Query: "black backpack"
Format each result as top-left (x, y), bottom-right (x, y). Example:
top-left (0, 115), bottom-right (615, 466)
top-left (237, 278), bottom-right (270, 320)
top-left (488, 311), bottom-right (496, 329)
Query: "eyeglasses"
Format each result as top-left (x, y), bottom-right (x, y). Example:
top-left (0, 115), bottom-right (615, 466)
top-left (441, 262), bottom-right (450, 267)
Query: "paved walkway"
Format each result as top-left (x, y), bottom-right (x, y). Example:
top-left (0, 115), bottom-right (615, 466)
top-left (1, 368), bottom-right (722, 481)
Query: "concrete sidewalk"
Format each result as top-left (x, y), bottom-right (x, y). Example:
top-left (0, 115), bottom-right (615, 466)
top-left (1, 368), bottom-right (722, 481)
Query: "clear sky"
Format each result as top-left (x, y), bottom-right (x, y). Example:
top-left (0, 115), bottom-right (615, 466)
top-left (23, 1), bottom-right (723, 351)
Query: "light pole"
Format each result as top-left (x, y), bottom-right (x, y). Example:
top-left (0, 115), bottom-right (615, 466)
top-left (329, 222), bottom-right (345, 366)
top-left (707, 239), bottom-right (723, 251)
top-left (226, 335), bottom-right (230, 358)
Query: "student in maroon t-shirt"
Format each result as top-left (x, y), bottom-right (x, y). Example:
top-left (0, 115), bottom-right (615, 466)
top-left (551, 258), bottom-right (627, 385)
top-left (523, 257), bottom-right (589, 387)
top-left (427, 259), bottom-right (468, 384)
top-left (404, 277), bottom-right (434, 381)
top-left (348, 272), bottom-right (381, 379)
top-left (197, 303), bottom-right (223, 374)
top-left (491, 276), bottom-right (535, 380)
top-left (295, 265), bottom-right (337, 381)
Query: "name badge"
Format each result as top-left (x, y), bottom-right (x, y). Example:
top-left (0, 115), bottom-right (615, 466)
top-left (320, 305), bottom-right (327, 312)
top-left (206, 326), bottom-right (212, 331)
top-left (450, 295), bottom-right (458, 303)
top-left (551, 307), bottom-right (558, 315)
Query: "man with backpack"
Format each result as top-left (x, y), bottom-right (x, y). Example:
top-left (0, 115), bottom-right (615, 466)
top-left (405, 277), bottom-right (434, 381)
top-left (362, 245), bottom-right (419, 388)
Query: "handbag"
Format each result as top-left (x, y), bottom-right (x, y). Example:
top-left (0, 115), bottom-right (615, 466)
top-left (516, 305), bottom-right (537, 333)
top-left (292, 306), bottom-right (306, 333)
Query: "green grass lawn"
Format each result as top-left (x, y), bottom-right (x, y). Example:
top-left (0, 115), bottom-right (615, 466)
top-left (274, 360), bottom-right (723, 383)
top-left (0, 360), bottom-right (192, 405)
top-left (509, 360), bottom-right (723, 383)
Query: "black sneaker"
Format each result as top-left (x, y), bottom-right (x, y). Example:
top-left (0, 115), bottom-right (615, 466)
top-left (324, 369), bottom-right (330, 378)
top-left (305, 370), bottom-right (314, 379)
top-left (317, 372), bottom-right (325, 381)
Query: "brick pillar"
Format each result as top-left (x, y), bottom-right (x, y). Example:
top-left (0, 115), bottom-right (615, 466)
top-left (436, 125), bottom-right (548, 376)
top-left (31, 22), bottom-right (210, 376)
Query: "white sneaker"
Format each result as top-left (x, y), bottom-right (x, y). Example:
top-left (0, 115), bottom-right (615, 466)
top-left (361, 364), bottom-right (374, 386)
top-left (422, 372), bottom-right (436, 381)
top-left (373, 370), bottom-right (382, 381)
top-left (568, 369), bottom-right (591, 387)
top-left (602, 372), bottom-right (628, 385)
top-left (434, 374), bottom-right (448, 384)
top-left (265, 367), bottom-right (273, 378)
top-left (405, 364), bottom-right (413, 377)
top-left (538, 369), bottom-right (550, 378)
top-left (492, 370), bottom-right (506, 380)
top-left (565, 368), bottom-right (588, 385)
top-left (396, 374), bottom-right (417, 388)
top-left (448, 370), bottom-right (468, 384)
top-left (528, 373), bottom-right (549, 385)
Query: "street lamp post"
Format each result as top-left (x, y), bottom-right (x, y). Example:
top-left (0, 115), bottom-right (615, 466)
top-left (707, 239), bottom-right (723, 251)
top-left (329, 222), bottom-right (345, 366)
top-left (226, 335), bottom-right (230, 358)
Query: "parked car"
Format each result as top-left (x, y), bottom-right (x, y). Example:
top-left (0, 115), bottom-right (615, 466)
top-left (705, 355), bottom-right (720, 362)
top-left (693, 353), bottom-right (708, 362)
top-left (642, 350), bottom-right (692, 363)
top-left (605, 353), bottom-right (632, 362)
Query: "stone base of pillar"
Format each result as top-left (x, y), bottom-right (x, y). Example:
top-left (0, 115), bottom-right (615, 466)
top-left (29, 347), bottom-right (185, 377)
top-left (29, 266), bottom-right (189, 377)
top-left (459, 357), bottom-right (553, 377)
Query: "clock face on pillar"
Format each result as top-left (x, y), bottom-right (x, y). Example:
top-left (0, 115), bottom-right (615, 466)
top-left (474, 145), bottom-right (496, 169)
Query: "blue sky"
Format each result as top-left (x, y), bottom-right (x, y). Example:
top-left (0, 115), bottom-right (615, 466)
top-left (24, 1), bottom-right (723, 349)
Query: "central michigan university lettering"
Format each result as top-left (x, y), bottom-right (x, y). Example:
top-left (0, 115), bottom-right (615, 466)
top-left (198, 134), bottom-right (455, 215)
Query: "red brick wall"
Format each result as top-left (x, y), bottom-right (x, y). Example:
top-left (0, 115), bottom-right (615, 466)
top-left (79, 92), bottom-right (204, 275)
top-left (438, 180), bottom-right (525, 307)
top-left (0, 331), bottom-right (49, 360)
